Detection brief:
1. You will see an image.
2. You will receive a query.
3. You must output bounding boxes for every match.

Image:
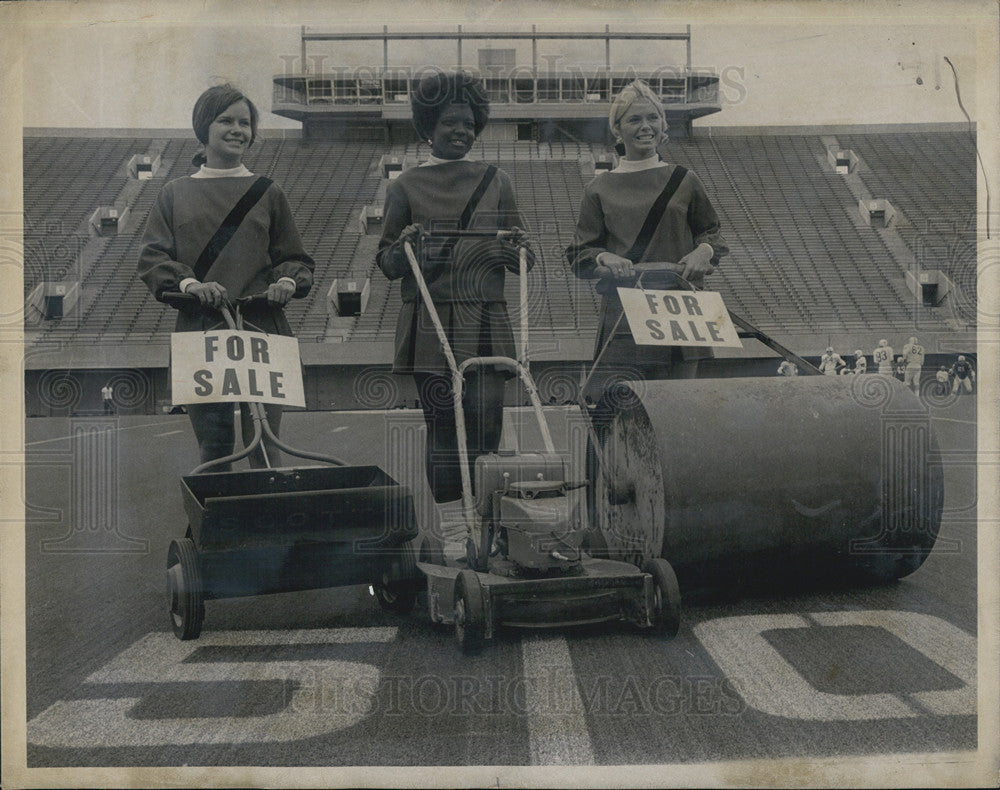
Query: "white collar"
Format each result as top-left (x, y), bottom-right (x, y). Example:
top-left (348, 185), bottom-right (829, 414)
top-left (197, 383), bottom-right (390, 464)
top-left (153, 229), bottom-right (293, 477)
top-left (612, 155), bottom-right (667, 173)
top-left (422, 154), bottom-right (472, 166)
top-left (192, 164), bottom-right (254, 179)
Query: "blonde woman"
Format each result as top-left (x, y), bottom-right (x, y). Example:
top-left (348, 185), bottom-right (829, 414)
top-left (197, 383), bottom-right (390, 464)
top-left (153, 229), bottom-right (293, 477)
top-left (566, 79), bottom-right (728, 385)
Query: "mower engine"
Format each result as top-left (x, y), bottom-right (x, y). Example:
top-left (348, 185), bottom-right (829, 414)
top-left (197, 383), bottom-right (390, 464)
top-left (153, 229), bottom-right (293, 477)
top-left (475, 451), bottom-right (585, 572)
top-left (500, 480), bottom-right (583, 571)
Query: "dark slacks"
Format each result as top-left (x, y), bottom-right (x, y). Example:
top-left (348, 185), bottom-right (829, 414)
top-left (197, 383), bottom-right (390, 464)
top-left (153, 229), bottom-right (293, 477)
top-left (414, 370), bottom-right (506, 503)
top-left (187, 401), bottom-right (284, 471)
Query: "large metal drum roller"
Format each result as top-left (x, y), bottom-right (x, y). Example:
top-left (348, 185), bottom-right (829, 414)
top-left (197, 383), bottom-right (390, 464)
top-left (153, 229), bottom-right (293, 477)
top-left (589, 375), bottom-right (943, 588)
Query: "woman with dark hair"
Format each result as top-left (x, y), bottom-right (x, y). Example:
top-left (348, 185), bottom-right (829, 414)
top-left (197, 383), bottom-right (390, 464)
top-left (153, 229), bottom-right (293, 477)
top-left (566, 80), bottom-right (728, 388)
top-left (139, 84), bottom-right (314, 469)
top-left (377, 70), bottom-right (533, 549)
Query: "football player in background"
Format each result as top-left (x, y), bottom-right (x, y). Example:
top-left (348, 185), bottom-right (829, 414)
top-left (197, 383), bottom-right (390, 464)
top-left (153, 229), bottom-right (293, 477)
top-left (901, 336), bottom-right (925, 392)
top-left (818, 347), bottom-right (845, 376)
top-left (873, 338), bottom-right (894, 376)
top-left (950, 355), bottom-right (976, 394)
top-left (935, 365), bottom-right (951, 395)
top-left (777, 359), bottom-right (799, 376)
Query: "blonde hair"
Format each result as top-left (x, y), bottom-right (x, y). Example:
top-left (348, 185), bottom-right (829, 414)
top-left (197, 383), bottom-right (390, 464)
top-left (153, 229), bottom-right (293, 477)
top-left (608, 80), bottom-right (666, 138)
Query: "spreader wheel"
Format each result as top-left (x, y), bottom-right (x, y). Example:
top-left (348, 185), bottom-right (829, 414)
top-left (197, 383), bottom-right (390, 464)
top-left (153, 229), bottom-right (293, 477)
top-left (374, 582), bottom-right (418, 614)
top-left (167, 538), bottom-right (204, 640)
top-left (374, 540), bottom-right (419, 614)
top-left (454, 569), bottom-right (486, 655)
top-left (419, 534), bottom-right (446, 566)
top-left (643, 558), bottom-right (681, 638)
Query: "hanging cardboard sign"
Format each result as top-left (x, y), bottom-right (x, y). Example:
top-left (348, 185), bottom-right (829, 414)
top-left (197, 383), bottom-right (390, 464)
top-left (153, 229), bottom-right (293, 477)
top-left (617, 288), bottom-right (743, 348)
top-left (170, 331), bottom-right (305, 407)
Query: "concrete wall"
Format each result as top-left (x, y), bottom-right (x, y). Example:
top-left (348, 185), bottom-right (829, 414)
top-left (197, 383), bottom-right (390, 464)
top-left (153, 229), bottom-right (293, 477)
top-left (24, 355), bottom-right (976, 417)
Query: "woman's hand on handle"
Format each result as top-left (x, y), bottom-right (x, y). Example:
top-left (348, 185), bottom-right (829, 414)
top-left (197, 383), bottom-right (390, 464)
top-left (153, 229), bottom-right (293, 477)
top-left (266, 279), bottom-right (296, 307)
top-left (678, 243), bottom-right (715, 280)
top-left (594, 251), bottom-right (635, 281)
top-left (186, 281), bottom-right (228, 309)
top-left (399, 223), bottom-right (423, 250)
top-left (399, 223), bottom-right (429, 269)
top-left (502, 226), bottom-right (530, 249)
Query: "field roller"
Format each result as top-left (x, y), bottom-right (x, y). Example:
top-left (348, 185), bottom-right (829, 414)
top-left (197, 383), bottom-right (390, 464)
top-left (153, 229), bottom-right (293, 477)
top-left (588, 373), bottom-right (944, 589)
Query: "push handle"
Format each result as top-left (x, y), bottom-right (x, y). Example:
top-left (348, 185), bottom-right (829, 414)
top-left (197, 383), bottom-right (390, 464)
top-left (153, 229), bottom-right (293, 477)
top-left (159, 291), bottom-right (274, 330)
top-left (160, 291), bottom-right (272, 310)
top-left (633, 261), bottom-right (686, 275)
top-left (402, 240), bottom-right (473, 528)
top-left (159, 290), bottom-right (200, 308)
top-left (518, 245), bottom-right (528, 367)
top-left (419, 228), bottom-right (523, 241)
top-left (402, 238), bottom-right (546, 550)
top-left (600, 261), bottom-right (689, 286)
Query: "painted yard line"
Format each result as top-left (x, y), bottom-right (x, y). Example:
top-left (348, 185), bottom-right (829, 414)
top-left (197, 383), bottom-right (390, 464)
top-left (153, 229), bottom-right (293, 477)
top-left (25, 419), bottom-right (184, 447)
top-left (154, 430), bottom-right (184, 437)
top-left (521, 634), bottom-right (594, 765)
top-left (291, 406), bottom-right (569, 417)
top-left (24, 409), bottom-right (971, 447)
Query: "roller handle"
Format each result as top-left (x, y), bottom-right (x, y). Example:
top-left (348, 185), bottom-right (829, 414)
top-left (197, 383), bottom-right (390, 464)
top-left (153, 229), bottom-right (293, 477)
top-left (600, 262), bottom-right (695, 293)
top-left (599, 262), bottom-right (687, 283)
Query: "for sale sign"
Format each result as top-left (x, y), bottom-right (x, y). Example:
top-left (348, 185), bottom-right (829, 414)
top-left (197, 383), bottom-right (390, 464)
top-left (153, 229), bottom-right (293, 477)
top-left (170, 331), bottom-right (306, 407)
top-left (617, 288), bottom-right (743, 347)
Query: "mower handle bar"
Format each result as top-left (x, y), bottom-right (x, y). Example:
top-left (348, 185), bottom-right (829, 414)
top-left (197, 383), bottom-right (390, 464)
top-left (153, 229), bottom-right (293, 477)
top-left (418, 229), bottom-right (521, 241)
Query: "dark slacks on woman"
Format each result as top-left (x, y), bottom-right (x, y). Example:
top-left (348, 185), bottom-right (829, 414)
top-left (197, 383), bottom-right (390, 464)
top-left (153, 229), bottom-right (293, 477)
top-left (392, 300), bottom-right (515, 504)
top-left (187, 401), bottom-right (284, 471)
top-left (414, 370), bottom-right (505, 503)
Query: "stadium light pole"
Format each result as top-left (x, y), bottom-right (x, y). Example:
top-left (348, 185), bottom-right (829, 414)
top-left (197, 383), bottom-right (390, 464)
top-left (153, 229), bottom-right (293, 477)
top-left (532, 24), bottom-right (537, 77)
top-left (686, 24), bottom-right (692, 102)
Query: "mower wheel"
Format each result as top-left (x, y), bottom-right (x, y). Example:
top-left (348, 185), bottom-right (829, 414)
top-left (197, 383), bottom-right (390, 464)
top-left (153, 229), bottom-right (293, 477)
top-left (454, 570), bottom-right (485, 655)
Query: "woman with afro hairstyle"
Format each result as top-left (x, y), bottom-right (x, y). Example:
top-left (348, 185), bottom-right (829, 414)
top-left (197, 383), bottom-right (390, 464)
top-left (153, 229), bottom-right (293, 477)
top-left (377, 70), bottom-right (534, 552)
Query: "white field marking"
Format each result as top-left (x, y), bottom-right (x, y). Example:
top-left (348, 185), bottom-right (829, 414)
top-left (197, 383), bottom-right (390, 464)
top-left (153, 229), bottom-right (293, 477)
top-left (810, 611), bottom-right (976, 716)
top-left (154, 430), bottom-right (184, 437)
top-left (27, 628), bottom-right (397, 748)
top-left (521, 634), bottom-right (594, 765)
top-left (693, 611), bottom-right (975, 721)
top-left (310, 405), bottom-right (566, 418)
top-left (24, 406), bottom-right (564, 446)
top-left (25, 419), bottom-right (185, 447)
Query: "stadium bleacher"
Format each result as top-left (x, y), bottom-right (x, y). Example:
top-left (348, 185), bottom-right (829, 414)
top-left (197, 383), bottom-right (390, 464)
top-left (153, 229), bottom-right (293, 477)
top-left (669, 135), bottom-right (956, 333)
top-left (23, 130), bottom-right (972, 352)
top-left (837, 131), bottom-right (977, 316)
